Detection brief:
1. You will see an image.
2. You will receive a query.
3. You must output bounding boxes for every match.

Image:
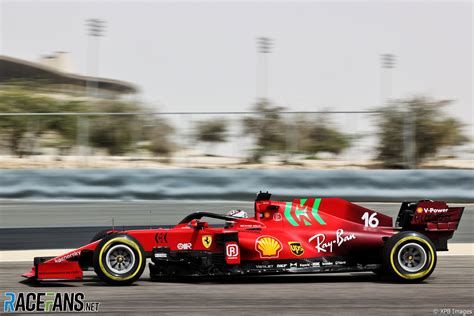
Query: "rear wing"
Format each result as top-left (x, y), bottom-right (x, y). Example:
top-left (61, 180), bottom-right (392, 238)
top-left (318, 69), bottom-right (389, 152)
top-left (396, 200), bottom-right (464, 230)
top-left (396, 200), bottom-right (464, 250)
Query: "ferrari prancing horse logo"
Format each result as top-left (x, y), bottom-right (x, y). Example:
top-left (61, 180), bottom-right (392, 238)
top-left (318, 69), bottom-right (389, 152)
top-left (202, 235), bottom-right (213, 249)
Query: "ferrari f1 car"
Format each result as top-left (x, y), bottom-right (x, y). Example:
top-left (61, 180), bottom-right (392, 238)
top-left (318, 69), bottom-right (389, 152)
top-left (23, 192), bottom-right (464, 285)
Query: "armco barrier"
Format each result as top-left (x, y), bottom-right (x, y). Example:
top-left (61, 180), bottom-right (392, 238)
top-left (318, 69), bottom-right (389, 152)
top-left (0, 169), bottom-right (472, 202)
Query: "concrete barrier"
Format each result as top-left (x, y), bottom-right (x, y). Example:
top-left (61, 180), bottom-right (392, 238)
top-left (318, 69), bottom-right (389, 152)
top-left (0, 169), bottom-right (472, 202)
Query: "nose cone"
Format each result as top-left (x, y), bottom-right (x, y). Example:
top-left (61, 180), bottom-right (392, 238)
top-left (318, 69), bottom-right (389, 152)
top-left (22, 267), bottom-right (35, 279)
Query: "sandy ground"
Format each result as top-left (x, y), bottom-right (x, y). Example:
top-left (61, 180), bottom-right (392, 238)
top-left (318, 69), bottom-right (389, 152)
top-left (0, 155), bottom-right (472, 169)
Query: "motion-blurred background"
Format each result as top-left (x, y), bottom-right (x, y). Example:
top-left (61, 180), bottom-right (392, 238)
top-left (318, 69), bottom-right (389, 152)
top-left (0, 1), bottom-right (472, 208)
top-left (1, 0), bottom-right (472, 170)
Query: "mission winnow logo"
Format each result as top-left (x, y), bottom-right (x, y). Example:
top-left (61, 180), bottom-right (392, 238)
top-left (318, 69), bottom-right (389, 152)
top-left (3, 291), bottom-right (100, 313)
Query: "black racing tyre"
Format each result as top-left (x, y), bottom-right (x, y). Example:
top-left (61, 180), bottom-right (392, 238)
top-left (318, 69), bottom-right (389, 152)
top-left (93, 234), bottom-right (146, 285)
top-left (90, 229), bottom-right (112, 243)
top-left (382, 231), bottom-right (437, 282)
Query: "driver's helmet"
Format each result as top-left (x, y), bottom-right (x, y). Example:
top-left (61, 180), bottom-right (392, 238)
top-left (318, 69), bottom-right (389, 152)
top-left (227, 209), bottom-right (248, 219)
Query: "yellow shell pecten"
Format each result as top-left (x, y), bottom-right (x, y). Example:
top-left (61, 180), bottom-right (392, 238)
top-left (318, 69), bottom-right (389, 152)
top-left (257, 236), bottom-right (282, 257)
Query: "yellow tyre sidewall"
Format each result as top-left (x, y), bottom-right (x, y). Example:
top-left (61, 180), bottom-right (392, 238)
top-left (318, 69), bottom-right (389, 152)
top-left (390, 236), bottom-right (435, 280)
top-left (98, 237), bottom-right (143, 281)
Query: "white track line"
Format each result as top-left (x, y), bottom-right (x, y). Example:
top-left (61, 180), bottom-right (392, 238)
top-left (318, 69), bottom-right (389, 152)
top-left (0, 244), bottom-right (472, 262)
top-left (437, 243), bottom-right (474, 256)
top-left (0, 249), bottom-right (72, 262)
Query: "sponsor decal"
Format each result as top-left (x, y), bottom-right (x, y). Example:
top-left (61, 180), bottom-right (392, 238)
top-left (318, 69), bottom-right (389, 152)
top-left (201, 235), bottom-right (213, 249)
top-left (277, 263), bottom-right (288, 268)
top-left (284, 262), bottom-right (319, 269)
top-left (177, 243), bottom-right (192, 250)
top-left (284, 198), bottom-right (326, 226)
top-left (256, 264), bottom-right (274, 269)
top-left (54, 251), bottom-right (81, 263)
top-left (322, 261), bottom-right (333, 266)
top-left (255, 236), bottom-right (283, 258)
top-left (288, 241), bottom-right (305, 256)
top-left (225, 242), bottom-right (240, 264)
top-left (154, 232), bottom-right (168, 244)
top-left (424, 208), bottom-right (448, 213)
top-left (3, 292), bottom-right (99, 313)
top-left (335, 260), bottom-right (346, 265)
top-left (308, 229), bottom-right (356, 253)
top-left (273, 213), bottom-right (283, 221)
top-left (154, 253), bottom-right (167, 258)
top-left (239, 224), bottom-right (262, 228)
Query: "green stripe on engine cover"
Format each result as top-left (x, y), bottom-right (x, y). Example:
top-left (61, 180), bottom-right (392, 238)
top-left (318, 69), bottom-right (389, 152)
top-left (284, 202), bottom-right (298, 226)
top-left (312, 198), bottom-right (325, 225)
top-left (284, 198), bottom-right (326, 226)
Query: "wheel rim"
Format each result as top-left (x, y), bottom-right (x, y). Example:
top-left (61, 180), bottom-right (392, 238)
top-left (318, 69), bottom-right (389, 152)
top-left (397, 242), bottom-right (427, 273)
top-left (105, 244), bottom-right (136, 275)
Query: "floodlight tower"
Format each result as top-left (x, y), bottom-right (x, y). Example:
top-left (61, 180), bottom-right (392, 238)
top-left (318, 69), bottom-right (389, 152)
top-left (86, 18), bottom-right (106, 98)
top-left (257, 37), bottom-right (273, 101)
top-left (380, 53), bottom-right (396, 105)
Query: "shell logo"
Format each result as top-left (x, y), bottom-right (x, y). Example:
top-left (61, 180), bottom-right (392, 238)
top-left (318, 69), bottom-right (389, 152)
top-left (416, 207), bottom-right (423, 214)
top-left (255, 236), bottom-right (283, 258)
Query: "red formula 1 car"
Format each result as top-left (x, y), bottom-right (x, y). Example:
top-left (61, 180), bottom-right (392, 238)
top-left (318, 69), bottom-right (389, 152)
top-left (23, 192), bottom-right (464, 285)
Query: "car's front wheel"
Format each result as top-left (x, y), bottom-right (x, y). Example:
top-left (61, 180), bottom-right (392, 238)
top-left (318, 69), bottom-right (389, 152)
top-left (93, 234), bottom-right (146, 285)
top-left (382, 231), bottom-right (437, 282)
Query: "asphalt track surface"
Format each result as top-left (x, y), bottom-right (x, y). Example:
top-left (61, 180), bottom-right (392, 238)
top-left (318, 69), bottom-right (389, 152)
top-left (0, 201), bottom-right (472, 250)
top-left (0, 257), bottom-right (473, 315)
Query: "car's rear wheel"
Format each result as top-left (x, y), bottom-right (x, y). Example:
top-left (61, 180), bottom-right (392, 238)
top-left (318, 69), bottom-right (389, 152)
top-left (93, 234), bottom-right (145, 285)
top-left (382, 231), bottom-right (436, 282)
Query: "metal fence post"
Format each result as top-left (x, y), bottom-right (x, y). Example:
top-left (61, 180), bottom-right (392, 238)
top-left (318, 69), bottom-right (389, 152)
top-left (76, 116), bottom-right (89, 165)
top-left (403, 107), bottom-right (416, 168)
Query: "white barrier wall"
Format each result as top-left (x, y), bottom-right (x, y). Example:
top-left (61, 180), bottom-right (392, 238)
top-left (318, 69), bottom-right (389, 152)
top-left (0, 169), bottom-right (473, 202)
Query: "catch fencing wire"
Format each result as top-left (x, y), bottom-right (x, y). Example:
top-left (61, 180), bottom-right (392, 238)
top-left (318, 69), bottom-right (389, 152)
top-left (0, 110), bottom-right (418, 167)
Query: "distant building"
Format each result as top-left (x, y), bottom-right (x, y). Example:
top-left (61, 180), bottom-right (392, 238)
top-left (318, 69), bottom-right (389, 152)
top-left (0, 52), bottom-right (138, 100)
top-left (38, 51), bottom-right (74, 73)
